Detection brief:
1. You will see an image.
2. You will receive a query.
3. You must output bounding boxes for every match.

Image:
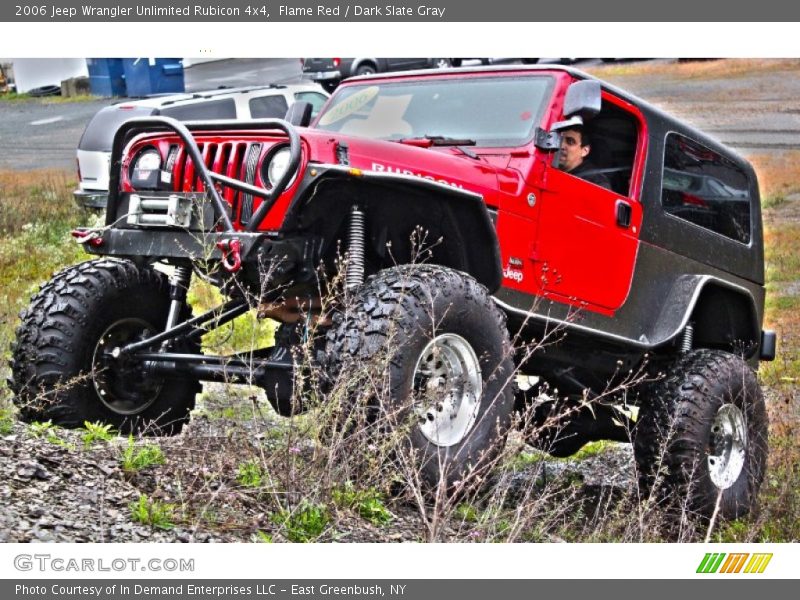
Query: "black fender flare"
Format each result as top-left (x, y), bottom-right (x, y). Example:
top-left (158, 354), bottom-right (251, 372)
top-left (283, 165), bottom-right (503, 292)
top-left (651, 274), bottom-right (761, 356)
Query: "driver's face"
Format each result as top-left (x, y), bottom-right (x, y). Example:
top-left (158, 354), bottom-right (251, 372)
top-left (559, 130), bottom-right (590, 172)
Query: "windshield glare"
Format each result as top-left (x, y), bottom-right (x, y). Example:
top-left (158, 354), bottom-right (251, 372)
top-left (314, 76), bottom-right (553, 147)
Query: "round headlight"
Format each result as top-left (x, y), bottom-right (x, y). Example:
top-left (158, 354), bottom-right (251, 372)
top-left (266, 146), bottom-right (297, 189)
top-left (130, 148), bottom-right (162, 190)
top-left (134, 148), bottom-right (161, 172)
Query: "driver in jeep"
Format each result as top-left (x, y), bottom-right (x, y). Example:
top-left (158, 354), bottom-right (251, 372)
top-left (558, 125), bottom-right (612, 190)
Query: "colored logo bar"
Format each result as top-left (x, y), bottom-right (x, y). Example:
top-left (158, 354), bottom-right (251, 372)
top-left (697, 553), bottom-right (772, 574)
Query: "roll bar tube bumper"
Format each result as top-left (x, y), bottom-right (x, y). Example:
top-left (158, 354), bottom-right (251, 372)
top-left (106, 116), bottom-right (302, 233)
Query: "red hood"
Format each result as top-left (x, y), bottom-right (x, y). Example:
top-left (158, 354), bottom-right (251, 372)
top-left (300, 128), bottom-right (508, 208)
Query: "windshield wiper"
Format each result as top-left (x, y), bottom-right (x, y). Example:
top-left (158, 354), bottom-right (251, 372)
top-left (422, 135), bottom-right (477, 147)
top-left (396, 135), bottom-right (480, 160)
top-left (398, 135), bottom-right (476, 146)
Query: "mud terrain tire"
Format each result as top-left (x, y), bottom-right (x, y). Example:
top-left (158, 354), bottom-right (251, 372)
top-left (634, 349), bottom-right (768, 520)
top-left (9, 259), bottom-right (201, 435)
top-left (325, 265), bottom-right (515, 491)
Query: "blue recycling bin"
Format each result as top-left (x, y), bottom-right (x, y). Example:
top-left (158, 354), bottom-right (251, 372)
top-left (121, 58), bottom-right (185, 97)
top-left (86, 58), bottom-right (127, 97)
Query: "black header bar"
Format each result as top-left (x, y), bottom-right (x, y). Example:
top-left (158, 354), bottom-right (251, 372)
top-left (3, 0), bottom-right (800, 22)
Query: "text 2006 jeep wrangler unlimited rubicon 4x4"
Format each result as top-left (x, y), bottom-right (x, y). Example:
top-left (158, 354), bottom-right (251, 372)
top-left (10, 66), bottom-right (777, 520)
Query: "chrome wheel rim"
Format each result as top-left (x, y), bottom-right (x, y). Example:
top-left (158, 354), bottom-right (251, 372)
top-left (708, 404), bottom-right (748, 489)
top-left (92, 318), bottom-right (163, 415)
top-left (412, 333), bottom-right (482, 447)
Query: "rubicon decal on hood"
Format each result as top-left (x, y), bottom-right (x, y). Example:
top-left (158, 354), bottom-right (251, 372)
top-left (371, 162), bottom-right (464, 189)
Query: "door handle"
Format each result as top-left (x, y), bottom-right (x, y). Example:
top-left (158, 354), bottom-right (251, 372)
top-left (616, 199), bottom-right (632, 228)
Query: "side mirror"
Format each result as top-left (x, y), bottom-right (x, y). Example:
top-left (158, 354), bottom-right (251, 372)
top-left (285, 101), bottom-right (313, 127)
top-left (547, 80), bottom-right (602, 137)
top-left (563, 80), bottom-right (602, 121)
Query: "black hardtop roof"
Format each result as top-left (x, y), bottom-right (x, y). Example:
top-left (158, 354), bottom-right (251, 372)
top-left (345, 64), bottom-right (752, 171)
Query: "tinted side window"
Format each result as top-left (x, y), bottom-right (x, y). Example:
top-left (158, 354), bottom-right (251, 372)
top-left (294, 92), bottom-right (328, 118)
top-left (159, 98), bottom-right (237, 121)
top-left (662, 133), bottom-right (751, 244)
top-left (249, 95), bottom-right (289, 118)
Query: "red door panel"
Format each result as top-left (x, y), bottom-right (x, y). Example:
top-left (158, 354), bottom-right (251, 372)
top-left (496, 211), bottom-right (539, 295)
top-left (533, 167), bottom-right (642, 313)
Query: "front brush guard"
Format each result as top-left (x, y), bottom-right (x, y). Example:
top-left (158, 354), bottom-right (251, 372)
top-left (106, 115), bottom-right (302, 233)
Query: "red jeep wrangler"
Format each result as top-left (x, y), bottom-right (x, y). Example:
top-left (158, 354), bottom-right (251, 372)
top-left (10, 66), bottom-right (776, 520)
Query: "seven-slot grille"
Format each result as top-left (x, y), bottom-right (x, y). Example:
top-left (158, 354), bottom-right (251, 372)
top-left (167, 141), bottom-right (265, 225)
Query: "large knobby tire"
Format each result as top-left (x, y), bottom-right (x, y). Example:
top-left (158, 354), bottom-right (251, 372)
top-left (325, 265), bottom-right (515, 491)
top-left (9, 259), bottom-right (201, 435)
top-left (634, 349), bottom-right (768, 520)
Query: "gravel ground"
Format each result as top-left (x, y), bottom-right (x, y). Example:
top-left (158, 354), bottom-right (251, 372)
top-left (0, 392), bottom-right (637, 543)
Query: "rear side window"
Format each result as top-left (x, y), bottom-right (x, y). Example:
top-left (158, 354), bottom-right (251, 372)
top-left (661, 133), bottom-right (751, 244)
top-left (249, 95), bottom-right (289, 118)
top-left (294, 92), bottom-right (328, 117)
top-left (159, 98), bottom-right (237, 121)
top-left (78, 105), bottom-right (156, 152)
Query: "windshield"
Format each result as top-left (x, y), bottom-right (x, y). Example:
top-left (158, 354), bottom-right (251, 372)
top-left (314, 76), bottom-right (553, 147)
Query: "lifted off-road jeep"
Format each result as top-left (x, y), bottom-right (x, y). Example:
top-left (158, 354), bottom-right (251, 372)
top-left (11, 66), bottom-right (776, 520)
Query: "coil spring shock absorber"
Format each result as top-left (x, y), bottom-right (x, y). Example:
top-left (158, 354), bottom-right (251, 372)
top-left (165, 264), bottom-right (193, 331)
top-left (346, 205), bottom-right (366, 290)
top-left (680, 323), bottom-right (694, 354)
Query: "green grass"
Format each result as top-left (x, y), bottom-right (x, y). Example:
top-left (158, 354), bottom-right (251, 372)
top-left (129, 494), bottom-right (176, 530)
top-left (0, 407), bottom-right (13, 435)
top-left (572, 440), bottom-right (614, 460)
top-left (507, 449), bottom-right (546, 471)
top-left (120, 436), bottom-right (166, 471)
top-left (273, 502), bottom-right (330, 542)
top-left (765, 294), bottom-right (800, 312)
top-left (27, 420), bottom-right (75, 449)
top-left (332, 482), bottom-right (393, 526)
top-left (236, 460), bottom-right (266, 488)
top-left (28, 420), bottom-right (56, 438)
top-left (764, 230), bottom-right (800, 283)
top-left (454, 503), bottom-right (479, 523)
top-left (254, 530), bottom-right (274, 543)
top-left (0, 92), bottom-right (33, 102)
top-left (40, 95), bottom-right (100, 105)
top-left (762, 221), bottom-right (800, 389)
top-left (0, 92), bottom-right (100, 104)
top-left (508, 441), bottom-right (613, 469)
top-left (81, 421), bottom-right (116, 448)
top-left (762, 194), bottom-right (787, 210)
